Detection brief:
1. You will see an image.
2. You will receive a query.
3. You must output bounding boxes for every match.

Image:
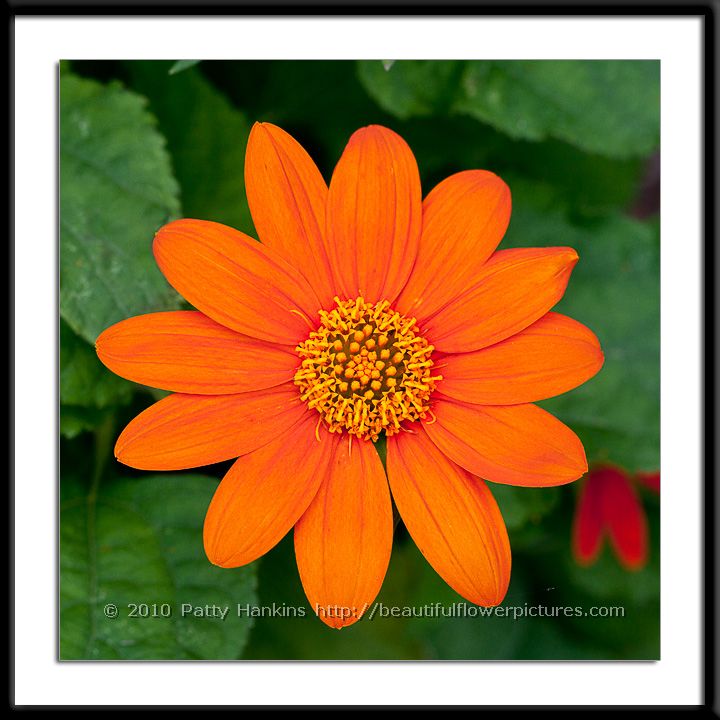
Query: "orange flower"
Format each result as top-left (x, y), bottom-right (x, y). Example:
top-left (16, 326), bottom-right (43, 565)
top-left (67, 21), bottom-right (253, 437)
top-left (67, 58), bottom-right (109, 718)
top-left (96, 123), bottom-right (604, 628)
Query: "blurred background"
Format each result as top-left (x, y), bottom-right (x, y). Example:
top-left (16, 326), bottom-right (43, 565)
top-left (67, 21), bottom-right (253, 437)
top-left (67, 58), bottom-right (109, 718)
top-left (60, 60), bottom-right (660, 660)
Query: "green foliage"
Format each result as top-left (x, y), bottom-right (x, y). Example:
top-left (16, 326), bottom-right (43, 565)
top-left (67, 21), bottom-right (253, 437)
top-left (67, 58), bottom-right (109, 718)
top-left (60, 319), bottom-right (137, 439)
top-left (60, 74), bottom-right (182, 345)
top-left (168, 60), bottom-right (201, 75)
top-left (127, 62), bottom-right (254, 234)
top-left (61, 471), bottom-right (257, 659)
top-left (357, 60), bottom-right (464, 119)
top-left (59, 59), bottom-right (660, 661)
top-left (358, 60), bottom-right (660, 159)
top-left (562, 490), bottom-right (660, 603)
top-left (502, 182), bottom-right (660, 472)
top-left (60, 319), bottom-right (135, 409)
top-left (60, 405), bottom-right (113, 440)
top-left (491, 484), bottom-right (561, 532)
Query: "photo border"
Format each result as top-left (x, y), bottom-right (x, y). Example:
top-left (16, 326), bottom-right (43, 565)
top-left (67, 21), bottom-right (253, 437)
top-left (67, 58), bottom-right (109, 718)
top-left (10, 1), bottom-right (715, 711)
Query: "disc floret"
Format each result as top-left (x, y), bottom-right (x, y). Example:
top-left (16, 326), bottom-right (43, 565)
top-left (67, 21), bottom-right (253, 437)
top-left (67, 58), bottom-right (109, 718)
top-left (294, 297), bottom-right (442, 442)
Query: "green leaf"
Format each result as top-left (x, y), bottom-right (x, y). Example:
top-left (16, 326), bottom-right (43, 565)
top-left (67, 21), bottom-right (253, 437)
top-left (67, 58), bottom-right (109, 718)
top-left (60, 473), bottom-right (257, 659)
top-left (357, 60), bottom-right (464, 119)
top-left (168, 60), bottom-right (201, 75)
top-left (394, 539), bottom-right (529, 660)
top-left (127, 61), bottom-right (254, 234)
top-left (491, 484), bottom-right (560, 532)
top-left (60, 406), bottom-right (112, 439)
top-left (60, 73), bottom-right (182, 344)
top-left (456, 61), bottom-right (659, 159)
top-left (358, 60), bottom-right (660, 159)
top-left (60, 319), bottom-right (135, 410)
top-left (558, 506), bottom-right (660, 658)
top-left (561, 490), bottom-right (660, 605)
top-left (243, 535), bottom-right (424, 660)
top-left (505, 180), bottom-right (659, 472)
top-left (498, 141), bottom-right (644, 218)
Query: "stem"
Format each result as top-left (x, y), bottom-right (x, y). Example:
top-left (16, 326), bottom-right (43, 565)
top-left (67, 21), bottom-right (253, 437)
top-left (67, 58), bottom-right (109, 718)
top-left (89, 413), bottom-right (114, 500)
top-left (83, 413), bottom-right (115, 657)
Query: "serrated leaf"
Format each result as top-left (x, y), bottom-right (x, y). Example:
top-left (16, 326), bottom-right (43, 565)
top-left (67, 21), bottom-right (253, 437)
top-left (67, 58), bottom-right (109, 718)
top-left (60, 473), bottom-right (257, 659)
top-left (504, 181), bottom-right (659, 472)
top-left (60, 73), bottom-right (182, 344)
top-left (128, 61), bottom-right (254, 234)
top-left (358, 60), bottom-right (659, 159)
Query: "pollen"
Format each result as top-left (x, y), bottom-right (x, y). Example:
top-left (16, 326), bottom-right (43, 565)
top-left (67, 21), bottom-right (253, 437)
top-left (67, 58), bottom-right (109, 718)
top-left (294, 297), bottom-right (442, 442)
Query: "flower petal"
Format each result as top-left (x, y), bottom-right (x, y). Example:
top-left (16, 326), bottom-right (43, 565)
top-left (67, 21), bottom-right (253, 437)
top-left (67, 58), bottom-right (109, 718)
top-left (599, 467), bottom-right (649, 570)
top-left (438, 312), bottom-right (604, 405)
top-left (572, 472), bottom-right (605, 566)
top-left (396, 170), bottom-right (511, 322)
top-left (425, 397), bottom-right (587, 487)
top-left (387, 427), bottom-right (510, 606)
top-left (154, 219), bottom-right (320, 344)
top-left (114, 384), bottom-right (308, 471)
top-left (636, 471), bottom-right (660, 494)
top-left (295, 436), bottom-right (393, 629)
top-left (423, 247), bottom-right (579, 353)
top-left (326, 125), bottom-right (421, 303)
top-left (96, 311), bottom-right (299, 394)
top-left (245, 122), bottom-right (335, 307)
top-left (203, 413), bottom-right (335, 568)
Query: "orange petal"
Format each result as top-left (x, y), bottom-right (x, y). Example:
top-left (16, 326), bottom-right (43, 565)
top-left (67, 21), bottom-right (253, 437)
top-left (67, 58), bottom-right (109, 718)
top-left (386, 427), bottom-right (510, 606)
top-left (295, 437), bottom-right (393, 629)
top-left (438, 312), bottom-right (604, 405)
top-left (153, 219), bottom-right (320, 344)
top-left (425, 397), bottom-right (587, 487)
top-left (396, 170), bottom-right (511, 322)
top-left (423, 247), bottom-right (579, 353)
top-left (203, 413), bottom-right (335, 568)
top-left (326, 125), bottom-right (421, 303)
top-left (96, 311), bottom-right (299, 394)
top-left (114, 384), bottom-right (308, 471)
top-left (245, 122), bottom-right (335, 307)
top-left (572, 472), bottom-right (604, 566)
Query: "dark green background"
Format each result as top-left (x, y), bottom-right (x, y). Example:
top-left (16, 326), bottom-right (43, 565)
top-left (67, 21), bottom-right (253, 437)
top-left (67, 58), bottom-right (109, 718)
top-left (60, 60), bottom-right (660, 660)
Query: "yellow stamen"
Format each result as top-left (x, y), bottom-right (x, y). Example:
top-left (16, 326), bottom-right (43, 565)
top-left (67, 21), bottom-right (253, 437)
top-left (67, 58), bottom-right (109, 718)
top-left (294, 297), bottom-right (440, 442)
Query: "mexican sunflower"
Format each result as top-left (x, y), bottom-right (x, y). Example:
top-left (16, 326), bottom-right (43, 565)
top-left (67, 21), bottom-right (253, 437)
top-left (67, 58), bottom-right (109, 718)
top-left (573, 465), bottom-right (659, 571)
top-left (96, 122), bottom-right (604, 628)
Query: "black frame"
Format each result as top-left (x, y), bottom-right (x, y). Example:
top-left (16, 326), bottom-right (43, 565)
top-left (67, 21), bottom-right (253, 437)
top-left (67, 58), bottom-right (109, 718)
top-left (8, 0), bottom-right (717, 712)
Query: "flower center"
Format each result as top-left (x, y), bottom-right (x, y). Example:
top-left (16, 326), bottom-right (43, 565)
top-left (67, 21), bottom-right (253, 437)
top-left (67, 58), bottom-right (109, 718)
top-left (294, 297), bottom-right (442, 442)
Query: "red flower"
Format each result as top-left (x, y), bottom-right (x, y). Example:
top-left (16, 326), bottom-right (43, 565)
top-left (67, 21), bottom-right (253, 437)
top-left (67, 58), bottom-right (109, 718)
top-left (636, 471), bottom-right (660, 494)
top-left (572, 465), bottom-right (659, 571)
